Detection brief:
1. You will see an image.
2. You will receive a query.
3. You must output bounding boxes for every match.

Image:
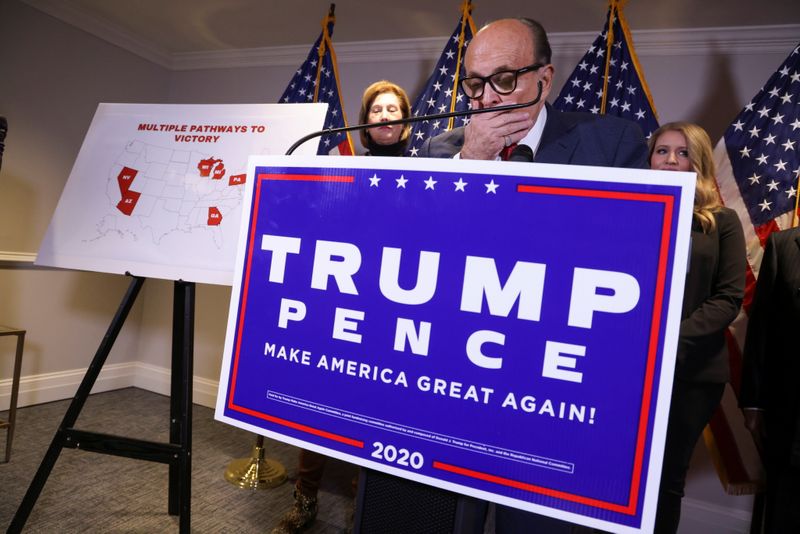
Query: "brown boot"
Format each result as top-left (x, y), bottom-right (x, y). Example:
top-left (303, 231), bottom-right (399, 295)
top-left (270, 490), bottom-right (318, 534)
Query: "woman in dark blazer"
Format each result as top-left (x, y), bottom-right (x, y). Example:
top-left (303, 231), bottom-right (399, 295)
top-left (648, 122), bottom-right (747, 534)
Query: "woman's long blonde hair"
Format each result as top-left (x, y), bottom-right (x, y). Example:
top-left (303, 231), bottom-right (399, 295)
top-left (648, 122), bottom-right (722, 233)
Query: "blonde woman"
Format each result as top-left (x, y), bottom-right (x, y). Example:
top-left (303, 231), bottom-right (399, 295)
top-left (649, 122), bottom-right (746, 533)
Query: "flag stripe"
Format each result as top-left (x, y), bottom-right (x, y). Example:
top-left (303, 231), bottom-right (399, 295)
top-left (710, 41), bottom-right (800, 494)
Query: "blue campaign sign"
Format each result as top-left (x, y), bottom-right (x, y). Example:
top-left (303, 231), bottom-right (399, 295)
top-left (215, 155), bottom-right (694, 533)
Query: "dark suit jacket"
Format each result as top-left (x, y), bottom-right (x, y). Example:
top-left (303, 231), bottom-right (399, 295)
top-left (740, 226), bottom-right (800, 466)
top-left (677, 207), bottom-right (746, 383)
top-left (418, 103), bottom-right (648, 169)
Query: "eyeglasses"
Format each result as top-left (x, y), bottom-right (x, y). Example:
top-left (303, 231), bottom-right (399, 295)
top-left (460, 63), bottom-right (545, 100)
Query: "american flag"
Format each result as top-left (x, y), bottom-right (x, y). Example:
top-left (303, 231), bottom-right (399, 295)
top-left (279, 6), bottom-right (353, 156)
top-left (552, 0), bottom-right (659, 138)
top-left (406, 0), bottom-right (475, 157)
top-left (704, 42), bottom-right (800, 496)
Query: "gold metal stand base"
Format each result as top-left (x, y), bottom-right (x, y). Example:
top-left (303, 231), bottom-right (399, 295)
top-left (224, 436), bottom-right (287, 490)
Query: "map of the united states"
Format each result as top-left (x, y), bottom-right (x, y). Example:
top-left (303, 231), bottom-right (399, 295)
top-left (95, 140), bottom-right (246, 247)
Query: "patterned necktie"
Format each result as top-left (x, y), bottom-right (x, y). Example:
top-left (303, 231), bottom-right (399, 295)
top-left (500, 143), bottom-right (518, 161)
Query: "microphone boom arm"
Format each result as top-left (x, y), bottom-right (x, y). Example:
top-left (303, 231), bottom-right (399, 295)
top-left (285, 81), bottom-right (543, 155)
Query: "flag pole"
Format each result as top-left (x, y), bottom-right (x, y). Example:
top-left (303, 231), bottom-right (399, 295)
top-left (313, 5), bottom-right (335, 102)
top-left (599, 0), bottom-right (617, 114)
top-left (448, 0), bottom-right (475, 130)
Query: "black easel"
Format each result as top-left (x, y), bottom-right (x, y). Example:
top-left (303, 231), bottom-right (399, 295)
top-left (8, 276), bottom-right (195, 533)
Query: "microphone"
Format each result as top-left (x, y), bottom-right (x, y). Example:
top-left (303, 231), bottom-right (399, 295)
top-left (285, 81), bottom-right (543, 155)
top-left (0, 116), bottom-right (6, 171)
top-left (508, 144), bottom-right (533, 162)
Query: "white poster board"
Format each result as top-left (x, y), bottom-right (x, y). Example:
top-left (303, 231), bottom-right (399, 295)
top-left (36, 103), bottom-right (327, 285)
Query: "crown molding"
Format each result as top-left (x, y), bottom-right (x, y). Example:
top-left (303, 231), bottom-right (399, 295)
top-left (20, 0), bottom-right (800, 71)
top-left (0, 251), bottom-right (37, 264)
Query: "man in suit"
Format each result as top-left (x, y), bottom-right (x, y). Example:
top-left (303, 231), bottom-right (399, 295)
top-left (740, 226), bottom-right (800, 532)
top-left (420, 17), bottom-right (648, 533)
top-left (419, 18), bottom-right (647, 169)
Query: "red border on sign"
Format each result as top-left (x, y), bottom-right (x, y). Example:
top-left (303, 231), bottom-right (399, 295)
top-left (226, 172), bottom-right (362, 449)
top-left (227, 172), bottom-right (676, 516)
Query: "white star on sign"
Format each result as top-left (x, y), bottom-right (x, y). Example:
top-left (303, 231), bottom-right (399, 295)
top-left (424, 176), bottom-right (437, 190)
top-left (396, 175), bottom-right (408, 188)
top-left (484, 180), bottom-right (499, 194)
top-left (369, 174), bottom-right (381, 187)
top-left (454, 178), bottom-right (467, 191)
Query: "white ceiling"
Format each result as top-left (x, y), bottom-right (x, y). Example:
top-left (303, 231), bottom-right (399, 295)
top-left (23, 0), bottom-right (800, 57)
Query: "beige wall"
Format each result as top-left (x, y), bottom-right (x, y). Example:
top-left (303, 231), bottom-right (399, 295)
top-left (0, 0), bottom-right (169, 391)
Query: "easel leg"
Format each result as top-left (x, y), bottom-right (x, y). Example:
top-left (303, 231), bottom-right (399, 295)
top-left (8, 276), bottom-right (145, 534)
top-left (168, 280), bottom-right (194, 533)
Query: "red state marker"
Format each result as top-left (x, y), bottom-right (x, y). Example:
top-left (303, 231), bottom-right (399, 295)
top-left (207, 207), bottom-right (222, 226)
top-left (229, 174), bottom-right (246, 186)
top-left (198, 157), bottom-right (219, 177)
top-left (117, 167), bottom-right (138, 194)
top-left (212, 162), bottom-right (226, 180)
top-left (116, 190), bottom-right (141, 216)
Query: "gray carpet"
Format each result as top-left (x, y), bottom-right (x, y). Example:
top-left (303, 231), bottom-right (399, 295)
top-left (0, 387), bottom-right (358, 533)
